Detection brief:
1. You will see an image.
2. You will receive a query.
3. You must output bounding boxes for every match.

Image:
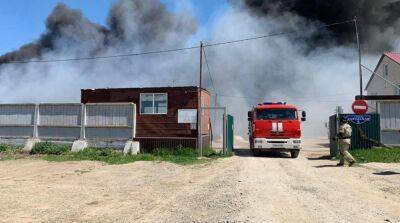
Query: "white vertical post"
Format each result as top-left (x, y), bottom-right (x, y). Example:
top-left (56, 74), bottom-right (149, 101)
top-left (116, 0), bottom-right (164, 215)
top-left (223, 109), bottom-right (227, 155)
top-left (132, 103), bottom-right (137, 139)
top-left (33, 104), bottom-right (39, 138)
top-left (80, 104), bottom-right (86, 139)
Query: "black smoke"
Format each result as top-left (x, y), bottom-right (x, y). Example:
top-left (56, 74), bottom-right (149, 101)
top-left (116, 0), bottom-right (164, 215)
top-left (245, 0), bottom-right (400, 53)
top-left (0, 0), bottom-right (197, 64)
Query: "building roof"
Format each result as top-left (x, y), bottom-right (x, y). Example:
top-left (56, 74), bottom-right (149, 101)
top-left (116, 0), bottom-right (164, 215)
top-left (82, 86), bottom-right (210, 94)
top-left (385, 52), bottom-right (400, 64)
top-left (365, 52), bottom-right (400, 90)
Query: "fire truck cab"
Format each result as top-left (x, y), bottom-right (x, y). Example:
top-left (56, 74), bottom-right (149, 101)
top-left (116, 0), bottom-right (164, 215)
top-left (248, 102), bottom-right (306, 158)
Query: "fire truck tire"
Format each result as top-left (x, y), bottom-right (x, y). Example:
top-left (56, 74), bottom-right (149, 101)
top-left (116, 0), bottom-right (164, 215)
top-left (290, 150), bottom-right (300, 158)
top-left (252, 149), bottom-right (260, 156)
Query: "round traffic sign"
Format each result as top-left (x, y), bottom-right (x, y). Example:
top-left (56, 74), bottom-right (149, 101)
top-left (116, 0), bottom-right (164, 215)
top-left (352, 99), bottom-right (368, 115)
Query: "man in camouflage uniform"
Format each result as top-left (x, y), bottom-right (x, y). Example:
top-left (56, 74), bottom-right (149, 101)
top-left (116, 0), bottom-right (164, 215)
top-left (337, 117), bottom-right (356, 166)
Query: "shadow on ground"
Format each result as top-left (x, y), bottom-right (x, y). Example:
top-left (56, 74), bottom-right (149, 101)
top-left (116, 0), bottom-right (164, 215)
top-left (307, 155), bottom-right (332, 161)
top-left (234, 148), bottom-right (291, 158)
top-left (317, 143), bottom-right (331, 148)
top-left (314, 164), bottom-right (341, 168)
top-left (373, 171), bottom-right (400, 176)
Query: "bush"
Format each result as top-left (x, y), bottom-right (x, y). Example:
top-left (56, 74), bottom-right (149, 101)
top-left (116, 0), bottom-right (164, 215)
top-left (30, 142), bottom-right (70, 155)
top-left (0, 144), bottom-right (21, 153)
top-left (0, 144), bottom-right (8, 152)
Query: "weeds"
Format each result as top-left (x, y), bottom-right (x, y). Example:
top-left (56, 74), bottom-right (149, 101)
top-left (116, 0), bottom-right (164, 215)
top-left (30, 142), bottom-right (70, 155)
top-left (44, 147), bottom-right (230, 165)
top-left (1, 142), bottom-right (231, 165)
top-left (352, 147), bottom-right (400, 163)
top-left (0, 144), bottom-right (24, 161)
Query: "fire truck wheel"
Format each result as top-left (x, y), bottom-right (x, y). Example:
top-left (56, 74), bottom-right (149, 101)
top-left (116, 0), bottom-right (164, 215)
top-left (290, 150), bottom-right (300, 158)
top-left (252, 149), bottom-right (260, 156)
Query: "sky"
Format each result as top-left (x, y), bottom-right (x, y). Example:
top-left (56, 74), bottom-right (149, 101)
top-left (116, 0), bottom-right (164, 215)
top-left (0, 0), bottom-right (229, 55)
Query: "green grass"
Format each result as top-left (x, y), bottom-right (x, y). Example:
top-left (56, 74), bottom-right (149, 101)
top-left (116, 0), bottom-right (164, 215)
top-left (351, 147), bottom-right (400, 163)
top-left (0, 144), bottom-right (21, 153)
top-left (0, 144), bottom-right (24, 161)
top-left (30, 142), bottom-right (70, 155)
top-left (43, 147), bottom-right (231, 165)
top-left (0, 142), bottom-right (231, 165)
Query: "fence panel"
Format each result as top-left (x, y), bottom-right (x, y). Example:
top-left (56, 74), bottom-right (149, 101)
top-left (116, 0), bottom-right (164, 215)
top-left (380, 102), bottom-right (400, 130)
top-left (0, 103), bottom-right (136, 141)
top-left (0, 104), bottom-right (35, 137)
top-left (38, 104), bottom-right (82, 139)
top-left (85, 103), bottom-right (135, 139)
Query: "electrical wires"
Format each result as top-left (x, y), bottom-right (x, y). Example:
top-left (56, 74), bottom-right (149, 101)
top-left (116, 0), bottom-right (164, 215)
top-left (0, 19), bottom-right (355, 64)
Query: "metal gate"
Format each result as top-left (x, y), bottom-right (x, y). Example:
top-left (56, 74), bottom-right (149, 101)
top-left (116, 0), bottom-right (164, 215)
top-left (226, 115), bottom-right (234, 153)
top-left (329, 114), bottom-right (381, 156)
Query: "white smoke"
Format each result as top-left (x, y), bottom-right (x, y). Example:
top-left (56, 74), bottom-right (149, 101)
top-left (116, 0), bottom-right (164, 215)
top-left (0, 0), bottom-right (381, 138)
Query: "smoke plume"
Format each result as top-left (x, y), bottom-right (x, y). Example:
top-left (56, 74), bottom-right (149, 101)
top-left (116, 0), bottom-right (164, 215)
top-left (0, 0), bottom-right (392, 137)
top-left (0, 0), bottom-right (196, 63)
top-left (244, 0), bottom-right (400, 53)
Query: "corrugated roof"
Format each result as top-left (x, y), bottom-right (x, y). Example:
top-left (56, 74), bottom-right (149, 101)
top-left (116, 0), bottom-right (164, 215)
top-left (384, 52), bottom-right (400, 64)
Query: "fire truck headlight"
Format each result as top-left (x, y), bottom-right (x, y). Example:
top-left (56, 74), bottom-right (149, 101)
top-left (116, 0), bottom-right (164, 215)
top-left (293, 140), bottom-right (301, 144)
top-left (255, 139), bottom-right (263, 144)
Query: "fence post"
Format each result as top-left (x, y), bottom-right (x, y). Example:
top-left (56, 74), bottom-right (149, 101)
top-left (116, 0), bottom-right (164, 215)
top-left (223, 109), bottom-right (227, 155)
top-left (33, 104), bottom-right (40, 138)
top-left (132, 103), bottom-right (137, 139)
top-left (80, 104), bottom-right (86, 139)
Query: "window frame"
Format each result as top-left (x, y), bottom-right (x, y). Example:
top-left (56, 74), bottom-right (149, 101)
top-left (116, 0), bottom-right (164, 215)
top-left (384, 64), bottom-right (389, 88)
top-left (139, 93), bottom-right (168, 115)
top-left (255, 109), bottom-right (298, 120)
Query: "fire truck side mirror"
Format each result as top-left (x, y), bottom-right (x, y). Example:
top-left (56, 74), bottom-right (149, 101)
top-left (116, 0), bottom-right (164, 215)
top-left (301, 111), bottom-right (306, 122)
top-left (248, 111), bottom-right (253, 121)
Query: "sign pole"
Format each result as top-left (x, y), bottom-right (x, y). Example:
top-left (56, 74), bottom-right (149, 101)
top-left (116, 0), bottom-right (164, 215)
top-left (354, 17), bottom-right (363, 98)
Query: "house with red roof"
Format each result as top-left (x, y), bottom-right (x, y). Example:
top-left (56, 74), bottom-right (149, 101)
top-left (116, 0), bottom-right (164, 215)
top-left (366, 52), bottom-right (400, 96)
top-left (365, 52), bottom-right (400, 146)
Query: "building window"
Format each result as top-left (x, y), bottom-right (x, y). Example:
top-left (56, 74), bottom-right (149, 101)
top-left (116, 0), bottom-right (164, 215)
top-left (384, 64), bottom-right (389, 88)
top-left (140, 93), bottom-right (167, 114)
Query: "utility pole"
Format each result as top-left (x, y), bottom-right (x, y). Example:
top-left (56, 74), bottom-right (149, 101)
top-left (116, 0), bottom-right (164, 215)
top-left (354, 17), bottom-right (363, 98)
top-left (198, 41), bottom-right (203, 157)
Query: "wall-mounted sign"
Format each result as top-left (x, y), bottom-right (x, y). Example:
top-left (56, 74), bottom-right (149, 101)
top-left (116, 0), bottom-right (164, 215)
top-left (178, 109), bottom-right (197, 123)
top-left (344, 114), bottom-right (371, 125)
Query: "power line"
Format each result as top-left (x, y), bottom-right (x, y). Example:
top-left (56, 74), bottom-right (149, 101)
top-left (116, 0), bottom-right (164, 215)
top-left (0, 19), bottom-right (355, 64)
top-left (2, 46), bottom-right (200, 64)
top-left (202, 47), bottom-right (217, 94)
top-left (361, 64), bottom-right (400, 91)
top-left (217, 92), bottom-right (357, 101)
top-left (204, 19), bottom-right (355, 48)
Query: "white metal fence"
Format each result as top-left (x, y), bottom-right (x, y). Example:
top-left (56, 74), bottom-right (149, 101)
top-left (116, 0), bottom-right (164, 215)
top-left (0, 103), bottom-right (136, 140)
top-left (379, 102), bottom-right (400, 130)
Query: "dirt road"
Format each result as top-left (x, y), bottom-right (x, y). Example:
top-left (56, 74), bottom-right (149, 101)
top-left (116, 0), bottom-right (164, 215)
top-left (1, 140), bottom-right (400, 222)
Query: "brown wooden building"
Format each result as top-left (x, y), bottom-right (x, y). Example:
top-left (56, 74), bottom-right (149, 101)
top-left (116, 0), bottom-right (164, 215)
top-left (81, 86), bottom-right (211, 152)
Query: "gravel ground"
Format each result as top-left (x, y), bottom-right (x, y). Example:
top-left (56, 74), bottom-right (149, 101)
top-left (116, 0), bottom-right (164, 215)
top-left (0, 138), bottom-right (399, 223)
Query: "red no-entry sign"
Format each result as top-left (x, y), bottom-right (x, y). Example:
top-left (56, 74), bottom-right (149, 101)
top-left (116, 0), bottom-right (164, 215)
top-left (352, 99), bottom-right (368, 115)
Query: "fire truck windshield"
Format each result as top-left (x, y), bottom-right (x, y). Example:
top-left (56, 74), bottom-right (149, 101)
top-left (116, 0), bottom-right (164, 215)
top-left (256, 109), bottom-right (298, 120)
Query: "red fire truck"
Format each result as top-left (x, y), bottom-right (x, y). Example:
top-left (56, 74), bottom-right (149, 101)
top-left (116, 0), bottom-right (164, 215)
top-left (248, 102), bottom-right (306, 158)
